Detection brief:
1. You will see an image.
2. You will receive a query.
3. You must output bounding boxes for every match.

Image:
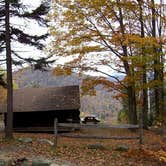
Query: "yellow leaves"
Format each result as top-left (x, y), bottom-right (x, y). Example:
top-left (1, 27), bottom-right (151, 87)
top-left (110, 33), bottom-right (161, 48)
top-left (0, 86), bottom-right (7, 103)
top-left (160, 156), bottom-right (166, 162)
top-left (68, 37), bottom-right (82, 46)
top-left (63, 10), bottom-right (77, 22)
top-left (122, 76), bottom-right (136, 86)
top-left (70, 46), bottom-right (104, 55)
top-left (81, 77), bottom-right (97, 96)
top-left (81, 77), bottom-right (117, 96)
top-left (52, 66), bottom-right (72, 76)
top-left (50, 0), bottom-right (166, 106)
top-left (90, 0), bottom-right (107, 9)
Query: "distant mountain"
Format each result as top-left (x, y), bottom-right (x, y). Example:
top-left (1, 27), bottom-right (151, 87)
top-left (14, 68), bottom-right (81, 88)
top-left (14, 68), bottom-right (122, 123)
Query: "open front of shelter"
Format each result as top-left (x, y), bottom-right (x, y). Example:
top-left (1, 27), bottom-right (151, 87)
top-left (0, 86), bottom-right (80, 132)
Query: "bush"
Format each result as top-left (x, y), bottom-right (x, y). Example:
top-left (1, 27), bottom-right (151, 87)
top-left (118, 109), bottom-right (128, 123)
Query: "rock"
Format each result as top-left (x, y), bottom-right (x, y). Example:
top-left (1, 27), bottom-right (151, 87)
top-left (37, 139), bottom-right (54, 146)
top-left (7, 159), bottom-right (13, 166)
top-left (0, 160), bottom-right (5, 166)
top-left (21, 161), bottom-right (29, 166)
top-left (14, 158), bottom-right (29, 166)
top-left (50, 164), bottom-right (60, 166)
top-left (87, 144), bottom-right (105, 150)
top-left (32, 159), bottom-right (52, 166)
top-left (116, 145), bottom-right (129, 152)
top-left (18, 137), bottom-right (32, 143)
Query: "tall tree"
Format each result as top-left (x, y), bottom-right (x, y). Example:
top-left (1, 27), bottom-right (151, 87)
top-left (50, 0), bottom-right (166, 125)
top-left (0, 0), bottom-right (51, 67)
top-left (5, 0), bottom-right (13, 138)
top-left (50, 0), bottom-right (142, 124)
top-left (151, 0), bottom-right (166, 124)
top-left (151, 0), bottom-right (160, 120)
top-left (157, 0), bottom-right (166, 123)
top-left (1, 0), bottom-right (51, 138)
top-left (137, 0), bottom-right (148, 128)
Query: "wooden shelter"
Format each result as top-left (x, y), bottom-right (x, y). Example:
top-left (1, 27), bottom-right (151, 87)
top-left (0, 86), bottom-right (80, 131)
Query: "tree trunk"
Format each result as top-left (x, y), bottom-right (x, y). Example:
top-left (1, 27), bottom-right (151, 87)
top-left (5, 0), bottom-right (13, 139)
top-left (138, 0), bottom-right (148, 128)
top-left (142, 71), bottom-right (148, 128)
top-left (158, 0), bottom-right (165, 124)
top-left (127, 86), bottom-right (137, 124)
top-left (116, 0), bottom-right (137, 124)
top-left (151, 0), bottom-right (160, 121)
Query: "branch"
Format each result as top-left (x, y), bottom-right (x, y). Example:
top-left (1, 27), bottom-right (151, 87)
top-left (93, 68), bottom-right (127, 88)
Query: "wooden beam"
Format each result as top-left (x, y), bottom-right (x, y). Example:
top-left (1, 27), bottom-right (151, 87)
top-left (58, 123), bottom-right (139, 129)
top-left (59, 134), bottom-right (139, 140)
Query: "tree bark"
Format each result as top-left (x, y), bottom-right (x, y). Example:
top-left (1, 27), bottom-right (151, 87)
top-left (138, 0), bottom-right (148, 128)
top-left (127, 86), bottom-right (137, 124)
top-left (151, 0), bottom-right (160, 120)
top-left (158, 0), bottom-right (165, 123)
top-left (116, 0), bottom-right (137, 124)
top-left (5, 0), bottom-right (13, 139)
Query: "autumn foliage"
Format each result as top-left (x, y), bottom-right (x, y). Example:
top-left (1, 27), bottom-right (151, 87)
top-left (50, 0), bottom-right (166, 126)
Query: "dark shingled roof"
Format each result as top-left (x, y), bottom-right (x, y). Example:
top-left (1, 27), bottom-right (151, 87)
top-left (0, 86), bottom-right (80, 113)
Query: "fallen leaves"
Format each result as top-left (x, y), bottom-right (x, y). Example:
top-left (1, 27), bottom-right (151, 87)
top-left (0, 130), bottom-right (165, 166)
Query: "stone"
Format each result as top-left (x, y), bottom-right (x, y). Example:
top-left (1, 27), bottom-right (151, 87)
top-left (87, 144), bottom-right (105, 150)
top-left (0, 160), bottom-right (5, 166)
top-left (12, 157), bottom-right (29, 166)
top-left (20, 160), bottom-right (29, 166)
top-left (116, 145), bottom-right (129, 152)
top-left (32, 159), bottom-right (52, 166)
top-left (50, 164), bottom-right (60, 166)
top-left (18, 137), bottom-right (32, 143)
top-left (7, 159), bottom-right (13, 166)
top-left (37, 139), bottom-right (54, 146)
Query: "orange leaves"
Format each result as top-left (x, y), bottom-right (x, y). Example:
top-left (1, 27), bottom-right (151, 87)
top-left (141, 149), bottom-right (166, 163)
top-left (114, 93), bottom-right (128, 100)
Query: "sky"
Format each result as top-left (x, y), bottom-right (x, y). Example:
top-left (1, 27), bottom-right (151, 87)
top-left (9, 0), bottom-right (51, 71)
top-left (20, 0), bottom-right (41, 7)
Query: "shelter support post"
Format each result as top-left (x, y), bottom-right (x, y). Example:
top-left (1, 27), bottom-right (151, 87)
top-left (54, 118), bottom-right (58, 148)
top-left (139, 111), bottom-right (143, 145)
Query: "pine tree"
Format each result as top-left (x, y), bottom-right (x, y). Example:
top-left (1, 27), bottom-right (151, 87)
top-left (1, 0), bottom-right (51, 138)
top-left (5, 0), bottom-right (13, 138)
top-left (0, 0), bottom-right (51, 67)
